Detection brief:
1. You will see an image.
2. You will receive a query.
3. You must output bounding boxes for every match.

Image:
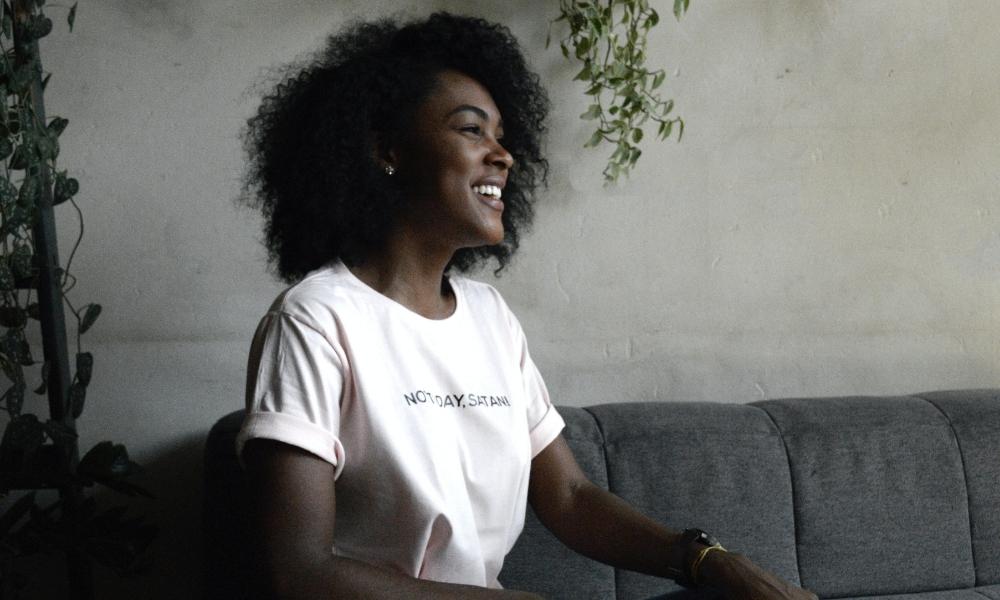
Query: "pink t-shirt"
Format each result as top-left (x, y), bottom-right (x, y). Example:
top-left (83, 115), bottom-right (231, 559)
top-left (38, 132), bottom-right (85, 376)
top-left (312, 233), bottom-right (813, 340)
top-left (236, 261), bottom-right (564, 588)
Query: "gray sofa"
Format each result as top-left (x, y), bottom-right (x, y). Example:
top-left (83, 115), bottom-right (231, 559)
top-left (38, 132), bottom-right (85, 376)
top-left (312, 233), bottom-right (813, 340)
top-left (203, 389), bottom-right (1000, 600)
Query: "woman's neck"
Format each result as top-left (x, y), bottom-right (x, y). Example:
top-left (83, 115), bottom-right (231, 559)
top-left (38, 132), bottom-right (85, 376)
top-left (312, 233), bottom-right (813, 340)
top-left (347, 236), bottom-right (456, 320)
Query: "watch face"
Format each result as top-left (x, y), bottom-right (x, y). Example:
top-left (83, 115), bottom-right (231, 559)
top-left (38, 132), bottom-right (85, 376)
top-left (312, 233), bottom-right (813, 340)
top-left (687, 528), bottom-right (721, 547)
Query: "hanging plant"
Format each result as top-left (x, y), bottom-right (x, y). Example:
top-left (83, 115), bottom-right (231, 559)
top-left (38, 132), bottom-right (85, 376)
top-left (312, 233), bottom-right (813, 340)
top-left (550, 0), bottom-right (691, 183)
top-left (0, 2), bottom-right (154, 598)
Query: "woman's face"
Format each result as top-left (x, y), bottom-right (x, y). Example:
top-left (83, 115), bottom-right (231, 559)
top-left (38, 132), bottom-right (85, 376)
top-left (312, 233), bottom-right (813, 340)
top-left (391, 69), bottom-right (514, 249)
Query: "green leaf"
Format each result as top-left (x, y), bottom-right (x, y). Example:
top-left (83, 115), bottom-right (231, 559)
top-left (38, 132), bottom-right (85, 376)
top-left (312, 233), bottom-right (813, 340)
top-left (8, 145), bottom-right (31, 170)
top-left (584, 129), bottom-right (604, 148)
top-left (652, 71), bottom-right (665, 90)
top-left (0, 349), bottom-right (21, 385)
top-left (5, 329), bottom-right (33, 366)
top-left (674, 0), bottom-right (690, 20)
top-left (69, 381), bottom-right (85, 418)
top-left (0, 306), bottom-right (26, 328)
top-left (632, 127), bottom-right (644, 143)
top-left (79, 441), bottom-right (142, 484)
top-left (580, 104), bottom-right (601, 120)
top-left (1, 206), bottom-right (29, 237)
top-left (11, 245), bottom-right (33, 279)
top-left (76, 352), bottom-right (93, 386)
top-left (44, 419), bottom-right (77, 447)
top-left (0, 263), bottom-right (13, 292)
top-left (48, 117), bottom-right (69, 136)
top-left (31, 15), bottom-right (52, 40)
top-left (33, 360), bottom-right (48, 394)
top-left (35, 135), bottom-right (58, 160)
top-left (0, 414), bottom-right (44, 456)
top-left (2, 15), bottom-right (11, 39)
top-left (79, 303), bottom-right (102, 334)
top-left (41, 72), bottom-right (51, 90)
top-left (0, 176), bottom-right (16, 208)
top-left (629, 147), bottom-right (642, 166)
top-left (53, 171), bottom-right (78, 205)
top-left (0, 492), bottom-right (35, 537)
top-left (1, 382), bottom-right (25, 416)
top-left (18, 175), bottom-right (39, 207)
top-left (67, 3), bottom-right (77, 32)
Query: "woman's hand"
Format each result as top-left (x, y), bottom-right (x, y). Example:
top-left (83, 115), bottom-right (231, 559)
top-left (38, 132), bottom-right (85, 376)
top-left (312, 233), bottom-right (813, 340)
top-left (700, 551), bottom-right (819, 600)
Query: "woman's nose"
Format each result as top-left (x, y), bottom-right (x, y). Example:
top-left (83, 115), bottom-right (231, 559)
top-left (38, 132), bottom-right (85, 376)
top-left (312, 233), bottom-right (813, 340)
top-left (488, 140), bottom-right (514, 170)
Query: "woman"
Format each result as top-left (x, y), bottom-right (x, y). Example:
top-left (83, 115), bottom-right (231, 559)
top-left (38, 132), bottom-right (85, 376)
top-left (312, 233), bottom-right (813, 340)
top-left (239, 12), bottom-right (818, 600)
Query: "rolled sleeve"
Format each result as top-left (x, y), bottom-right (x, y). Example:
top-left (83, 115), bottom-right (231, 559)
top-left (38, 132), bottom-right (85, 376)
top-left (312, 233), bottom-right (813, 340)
top-left (520, 334), bottom-right (564, 457)
top-left (238, 310), bottom-right (347, 477)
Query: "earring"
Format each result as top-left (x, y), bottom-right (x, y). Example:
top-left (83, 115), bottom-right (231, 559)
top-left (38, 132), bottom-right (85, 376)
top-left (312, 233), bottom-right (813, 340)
top-left (384, 165), bottom-right (395, 176)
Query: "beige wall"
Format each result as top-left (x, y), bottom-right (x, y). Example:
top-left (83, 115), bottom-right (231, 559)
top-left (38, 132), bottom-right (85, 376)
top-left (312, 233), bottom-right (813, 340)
top-left (20, 0), bottom-right (998, 596)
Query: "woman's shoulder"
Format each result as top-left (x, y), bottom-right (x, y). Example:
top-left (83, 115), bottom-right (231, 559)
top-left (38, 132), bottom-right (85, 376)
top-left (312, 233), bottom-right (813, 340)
top-left (450, 274), bottom-right (525, 334)
top-left (450, 274), bottom-right (507, 309)
top-left (266, 262), bottom-right (363, 326)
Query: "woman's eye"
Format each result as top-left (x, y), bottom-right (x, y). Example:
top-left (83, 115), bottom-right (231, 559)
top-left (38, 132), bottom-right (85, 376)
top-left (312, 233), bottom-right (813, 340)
top-left (460, 125), bottom-right (482, 135)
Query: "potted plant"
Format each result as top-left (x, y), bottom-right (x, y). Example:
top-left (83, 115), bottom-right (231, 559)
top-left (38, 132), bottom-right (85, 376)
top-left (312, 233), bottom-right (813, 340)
top-left (0, 2), bottom-right (154, 598)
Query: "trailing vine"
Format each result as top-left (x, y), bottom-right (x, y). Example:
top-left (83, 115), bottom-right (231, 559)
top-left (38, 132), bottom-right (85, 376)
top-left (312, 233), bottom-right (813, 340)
top-left (0, 2), bottom-right (153, 598)
top-left (550, 0), bottom-right (691, 183)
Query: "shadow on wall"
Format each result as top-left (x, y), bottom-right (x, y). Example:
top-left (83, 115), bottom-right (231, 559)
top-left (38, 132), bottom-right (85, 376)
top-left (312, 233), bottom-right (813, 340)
top-left (93, 431), bottom-right (207, 600)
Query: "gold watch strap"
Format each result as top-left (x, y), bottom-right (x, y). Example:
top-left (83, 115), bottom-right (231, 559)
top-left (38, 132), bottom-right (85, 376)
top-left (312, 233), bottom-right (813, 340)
top-left (689, 544), bottom-right (727, 585)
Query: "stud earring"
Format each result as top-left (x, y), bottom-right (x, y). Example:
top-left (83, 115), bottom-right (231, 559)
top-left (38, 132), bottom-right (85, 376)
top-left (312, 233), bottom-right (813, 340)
top-left (384, 165), bottom-right (395, 176)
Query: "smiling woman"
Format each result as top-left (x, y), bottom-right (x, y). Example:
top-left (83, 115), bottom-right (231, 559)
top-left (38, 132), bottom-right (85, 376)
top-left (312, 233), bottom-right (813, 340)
top-left (241, 13), bottom-right (547, 283)
top-left (237, 11), bottom-right (819, 600)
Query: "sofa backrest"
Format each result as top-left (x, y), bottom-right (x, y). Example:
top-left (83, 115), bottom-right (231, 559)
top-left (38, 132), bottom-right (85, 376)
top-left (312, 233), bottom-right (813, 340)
top-left (204, 391), bottom-right (1000, 600)
top-left (500, 402), bottom-right (801, 600)
top-left (756, 395), bottom-right (975, 597)
top-left (499, 391), bottom-right (1000, 600)
top-left (917, 390), bottom-right (1000, 586)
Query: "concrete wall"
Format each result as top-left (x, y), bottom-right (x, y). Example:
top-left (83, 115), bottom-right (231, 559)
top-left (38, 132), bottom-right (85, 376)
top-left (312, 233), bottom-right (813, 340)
top-left (18, 0), bottom-right (998, 597)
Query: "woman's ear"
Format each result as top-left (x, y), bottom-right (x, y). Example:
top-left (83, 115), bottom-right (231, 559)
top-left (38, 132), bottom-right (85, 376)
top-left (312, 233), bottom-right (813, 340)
top-left (371, 130), bottom-right (398, 175)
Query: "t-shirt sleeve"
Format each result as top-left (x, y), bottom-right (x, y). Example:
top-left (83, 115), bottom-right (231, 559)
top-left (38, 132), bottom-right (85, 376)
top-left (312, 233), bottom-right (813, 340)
top-left (236, 310), bottom-right (347, 478)
top-left (510, 312), bottom-right (564, 458)
top-left (522, 349), bottom-right (565, 457)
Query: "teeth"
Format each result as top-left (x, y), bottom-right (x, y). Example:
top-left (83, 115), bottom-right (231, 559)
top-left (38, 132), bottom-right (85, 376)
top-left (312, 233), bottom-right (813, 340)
top-left (472, 185), bottom-right (502, 199)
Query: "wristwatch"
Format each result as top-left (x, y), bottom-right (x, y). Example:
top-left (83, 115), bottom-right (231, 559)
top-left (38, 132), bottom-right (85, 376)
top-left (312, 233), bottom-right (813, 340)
top-left (665, 528), bottom-right (726, 588)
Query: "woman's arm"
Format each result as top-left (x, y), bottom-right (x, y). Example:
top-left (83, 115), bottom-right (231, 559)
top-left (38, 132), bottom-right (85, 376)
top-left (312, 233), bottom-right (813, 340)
top-left (244, 439), bottom-right (542, 600)
top-left (528, 435), bottom-right (818, 600)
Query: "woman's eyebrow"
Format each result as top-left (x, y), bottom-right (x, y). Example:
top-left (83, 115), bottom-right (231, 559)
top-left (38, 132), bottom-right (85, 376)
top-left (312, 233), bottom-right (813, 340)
top-left (446, 104), bottom-right (490, 121)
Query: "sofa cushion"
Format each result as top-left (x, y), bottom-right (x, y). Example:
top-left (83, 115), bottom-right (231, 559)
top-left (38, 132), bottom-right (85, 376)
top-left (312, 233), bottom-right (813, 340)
top-left (974, 584), bottom-right (1000, 600)
top-left (499, 406), bottom-right (616, 599)
top-left (917, 390), bottom-right (1000, 586)
top-left (588, 402), bottom-right (799, 600)
top-left (757, 396), bottom-right (975, 598)
top-left (838, 584), bottom-right (1000, 600)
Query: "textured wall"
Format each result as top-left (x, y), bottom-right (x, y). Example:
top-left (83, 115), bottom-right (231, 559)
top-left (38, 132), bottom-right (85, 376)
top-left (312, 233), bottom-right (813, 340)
top-left (18, 0), bottom-right (999, 597)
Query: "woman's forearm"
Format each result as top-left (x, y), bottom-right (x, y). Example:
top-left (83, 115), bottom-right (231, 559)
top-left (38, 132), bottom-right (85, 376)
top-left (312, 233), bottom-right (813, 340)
top-left (532, 478), bottom-right (684, 578)
top-left (268, 553), bottom-right (542, 600)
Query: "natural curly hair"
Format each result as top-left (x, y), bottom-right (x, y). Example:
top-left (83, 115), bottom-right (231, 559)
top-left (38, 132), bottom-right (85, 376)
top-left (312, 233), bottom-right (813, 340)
top-left (242, 12), bottom-right (549, 283)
